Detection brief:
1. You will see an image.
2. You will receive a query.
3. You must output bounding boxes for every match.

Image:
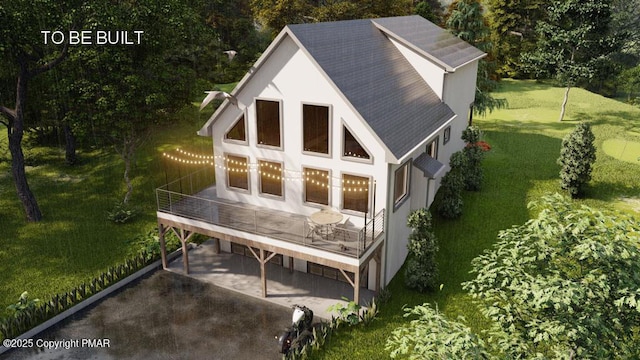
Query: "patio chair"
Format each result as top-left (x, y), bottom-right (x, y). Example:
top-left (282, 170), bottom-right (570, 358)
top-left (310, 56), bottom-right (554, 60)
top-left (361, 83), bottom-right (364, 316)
top-left (331, 216), bottom-right (351, 243)
top-left (305, 220), bottom-right (321, 241)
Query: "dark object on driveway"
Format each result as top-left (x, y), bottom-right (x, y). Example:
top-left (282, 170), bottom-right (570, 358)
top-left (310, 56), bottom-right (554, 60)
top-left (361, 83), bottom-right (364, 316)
top-left (277, 304), bottom-right (314, 354)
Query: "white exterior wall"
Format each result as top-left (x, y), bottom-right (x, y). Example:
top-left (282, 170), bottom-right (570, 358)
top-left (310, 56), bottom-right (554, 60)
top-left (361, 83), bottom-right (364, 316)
top-left (442, 62), bottom-right (479, 159)
top-left (209, 35), bottom-right (389, 225)
top-left (388, 37), bottom-right (445, 100)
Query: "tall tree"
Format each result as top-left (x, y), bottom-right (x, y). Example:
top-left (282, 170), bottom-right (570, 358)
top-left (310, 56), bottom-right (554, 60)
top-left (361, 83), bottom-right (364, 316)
top-left (445, 0), bottom-right (507, 116)
top-left (521, 0), bottom-right (621, 121)
top-left (486, 0), bottom-right (548, 78)
top-left (251, 0), bottom-right (412, 36)
top-left (0, 0), bottom-right (81, 221)
top-left (68, 0), bottom-right (212, 205)
top-left (463, 194), bottom-right (640, 358)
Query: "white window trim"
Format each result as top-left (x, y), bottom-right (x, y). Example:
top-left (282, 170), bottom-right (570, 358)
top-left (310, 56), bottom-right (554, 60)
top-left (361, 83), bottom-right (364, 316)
top-left (393, 160), bottom-right (411, 211)
top-left (257, 158), bottom-right (285, 200)
top-left (224, 152), bottom-right (251, 193)
top-left (340, 122), bottom-right (373, 164)
top-left (223, 111), bottom-right (249, 145)
top-left (302, 165), bottom-right (332, 208)
top-left (301, 102), bottom-right (332, 158)
top-left (340, 171), bottom-right (372, 215)
top-left (255, 98), bottom-right (284, 151)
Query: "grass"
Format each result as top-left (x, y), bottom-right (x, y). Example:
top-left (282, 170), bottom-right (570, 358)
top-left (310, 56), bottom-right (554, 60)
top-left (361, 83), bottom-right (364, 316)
top-left (0, 103), bottom-right (213, 317)
top-left (1, 79), bottom-right (638, 354)
top-left (310, 79), bottom-right (640, 359)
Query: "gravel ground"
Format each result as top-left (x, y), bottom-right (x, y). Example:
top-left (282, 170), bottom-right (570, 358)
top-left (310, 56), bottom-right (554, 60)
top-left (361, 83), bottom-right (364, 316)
top-left (2, 271), bottom-right (292, 360)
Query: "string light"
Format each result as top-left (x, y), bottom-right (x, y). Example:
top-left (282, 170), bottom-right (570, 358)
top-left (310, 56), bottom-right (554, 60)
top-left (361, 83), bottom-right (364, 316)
top-left (162, 148), bottom-right (374, 191)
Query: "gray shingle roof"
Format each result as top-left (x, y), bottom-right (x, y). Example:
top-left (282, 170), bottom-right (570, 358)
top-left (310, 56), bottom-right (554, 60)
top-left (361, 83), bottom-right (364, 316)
top-left (372, 16), bottom-right (486, 71)
top-left (414, 152), bottom-right (445, 178)
top-left (287, 16), bottom-right (478, 159)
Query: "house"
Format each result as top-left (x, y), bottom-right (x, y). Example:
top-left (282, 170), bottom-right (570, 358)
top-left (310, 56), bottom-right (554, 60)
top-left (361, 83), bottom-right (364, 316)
top-left (156, 15), bottom-right (484, 303)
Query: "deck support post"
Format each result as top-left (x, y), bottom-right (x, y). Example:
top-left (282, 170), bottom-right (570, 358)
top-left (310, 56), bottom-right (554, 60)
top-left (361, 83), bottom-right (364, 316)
top-left (158, 223), bottom-right (168, 270)
top-left (260, 248), bottom-right (267, 298)
top-left (374, 247), bottom-right (382, 293)
top-left (354, 268), bottom-right (361, 305)
top-left (171, 228), bottom-right (194, 274)
top-left (246, 246), bottom-right (277, 298)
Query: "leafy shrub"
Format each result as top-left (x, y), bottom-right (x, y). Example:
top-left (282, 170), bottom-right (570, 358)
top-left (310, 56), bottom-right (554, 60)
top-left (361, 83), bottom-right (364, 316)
top-left (128, 228), bottom-right (181, 261)
top-left (386, 303), bottom-right (489, 359)
top-left (107, 201), bottom-right (139, 223)
top-left (404, 209), bottom-right (439, 292)
top-left (6, 292), bottom-right (40, 318)
top-left (557, 122), bottom-right (596, 197)
top-left (437, 151), bottom-right (466, 219)
top-left (462, 194), bottom-right (640, 358)
top-left (462, 126), bottom-right (486, 191)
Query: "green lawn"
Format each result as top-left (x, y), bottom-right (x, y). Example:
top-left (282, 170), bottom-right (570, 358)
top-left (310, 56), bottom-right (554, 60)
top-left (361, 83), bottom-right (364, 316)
top-left (1, 79), bottom-right (639, 354)
top-left (0, 104), bottom-right (212, 317)
top-left (310, 80), bottom-right (640, 359)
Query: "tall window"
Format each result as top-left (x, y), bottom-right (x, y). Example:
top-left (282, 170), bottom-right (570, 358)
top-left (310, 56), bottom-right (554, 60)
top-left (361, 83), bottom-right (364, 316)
top-left (226, 155), bottom-right (249, 190)
top-left (394, 162), bottom-right (410, 207)
top-left (225, 115), bottom-right (246, 142)
top-left (259, 160), bottom-right (283, 197)
top-left (343, 126), bottom-right (371, 160)
top-left (342, 174), bottom-right (369, 213)
top-left (443, 126), bottom-right (451, 145)
top-left (303, 104), bottom-right (329, 154)
top-left (427, 137), bottom-right (439, 158)
top-left (256, 100), bottom-right (281, 147)
top-left (303, 167), bottom-right (329, 205)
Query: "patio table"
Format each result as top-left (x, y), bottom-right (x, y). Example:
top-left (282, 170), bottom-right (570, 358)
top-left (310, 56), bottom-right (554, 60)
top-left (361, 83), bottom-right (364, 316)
top-left (309, 209), bottom-right (343, 240)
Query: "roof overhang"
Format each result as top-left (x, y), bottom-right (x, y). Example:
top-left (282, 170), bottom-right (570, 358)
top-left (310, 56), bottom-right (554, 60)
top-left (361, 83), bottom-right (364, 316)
top-left (414, 152), bottom-right (445, 178)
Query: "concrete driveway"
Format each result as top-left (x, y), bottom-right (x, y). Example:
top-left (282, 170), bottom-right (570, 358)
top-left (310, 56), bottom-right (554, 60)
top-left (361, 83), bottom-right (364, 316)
top-left (2, 271), bottom-right (291, 360)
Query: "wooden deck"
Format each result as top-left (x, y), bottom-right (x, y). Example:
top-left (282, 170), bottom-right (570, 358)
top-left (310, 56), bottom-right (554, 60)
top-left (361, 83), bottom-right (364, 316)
top-left (157, 185), bottom-right (383, 258)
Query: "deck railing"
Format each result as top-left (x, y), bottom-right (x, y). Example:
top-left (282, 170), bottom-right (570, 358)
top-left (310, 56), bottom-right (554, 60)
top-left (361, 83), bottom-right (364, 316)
top-left (156, 172), bottom-right (384, 258)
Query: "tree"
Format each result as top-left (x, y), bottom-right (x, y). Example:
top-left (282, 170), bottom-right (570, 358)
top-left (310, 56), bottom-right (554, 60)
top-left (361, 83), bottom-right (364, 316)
top-left (486, 0), bottom-right (548, 78)
top-left (437, 151), bottom-right (466, 219)
top-left (67, 0), bottom-right (212, 205)
top-left (251, 0), bottom-right (412, 36)
top-left (445, 0), bottom-right (507, 116)
top-left (404, 209), bottom-right (439, 292)
top-left (414, 1), bottom-right (444, 24)
top-left (557, 123), bottom-right (596, 198)
top-left (618, 65), bottom-right (640, 103)
top-left (521, 0), bottom-right (621, 121)
top-left (386, 303), bottom-right (489, 359)
top-left (462, 194), bottom-right (640, 359)
top-left (0, 0), bottom-right (82, 221)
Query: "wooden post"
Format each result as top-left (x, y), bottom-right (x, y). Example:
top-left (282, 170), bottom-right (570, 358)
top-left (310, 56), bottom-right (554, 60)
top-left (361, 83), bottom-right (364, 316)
top-left (374, 248), bottom-right (382, 292)
top-left (213, 238), bottom-right (220, 254)
top-left (354, 267), bottom-right (361, 305)
top-left (158, 224), bottom-right (168, 270)
top-left (260, 248), bottom-right (267, 298)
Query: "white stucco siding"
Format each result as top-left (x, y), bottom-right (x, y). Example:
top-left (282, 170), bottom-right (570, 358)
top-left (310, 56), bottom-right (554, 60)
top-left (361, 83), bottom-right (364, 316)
top-left (442, 62), bottom-right (479, 159)
top-left (209, 35), bottom-right (389, 223)
top-left (387, 37), bottom-right (445, 100)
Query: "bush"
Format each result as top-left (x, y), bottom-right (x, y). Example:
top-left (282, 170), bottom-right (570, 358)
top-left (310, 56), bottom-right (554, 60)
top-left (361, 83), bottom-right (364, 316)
top-left (404, 209), bottom-right (439, 292)
top-left (437, 151), bottom-right (466, 219)
top-left (462, 126), bottom-right (486, 191)
top-left (386, 303), bottom-right (489, 359)
top-left (557, 122), bottom-right (596, 197)
top-left (107, 201), bottom-right (139, 223)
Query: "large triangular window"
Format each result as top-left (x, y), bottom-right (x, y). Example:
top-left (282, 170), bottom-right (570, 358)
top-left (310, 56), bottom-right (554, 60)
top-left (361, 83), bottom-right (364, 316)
top-left (225, 115), bottom-right (246, 142)
top-left (343, 126), bottom-right (371, 160)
